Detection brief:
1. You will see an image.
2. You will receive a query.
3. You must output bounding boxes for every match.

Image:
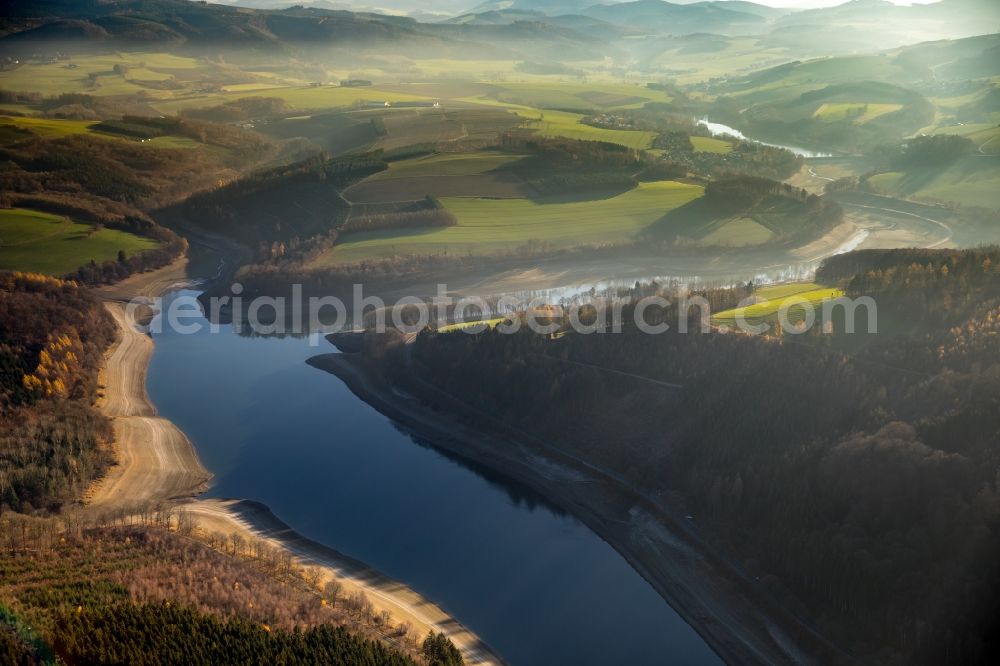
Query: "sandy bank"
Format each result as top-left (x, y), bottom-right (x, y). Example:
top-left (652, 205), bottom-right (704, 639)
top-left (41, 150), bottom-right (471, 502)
top-left (187, 499), bottom-right (501, 665)
top-left (87, 294), bottom-right (212, 507)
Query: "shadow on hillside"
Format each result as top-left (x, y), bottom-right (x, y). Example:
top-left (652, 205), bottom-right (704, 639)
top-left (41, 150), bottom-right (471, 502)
top-left (643, 198), bottom-right (725, 242)
top-left (524, 183), bottom-right (637, 204)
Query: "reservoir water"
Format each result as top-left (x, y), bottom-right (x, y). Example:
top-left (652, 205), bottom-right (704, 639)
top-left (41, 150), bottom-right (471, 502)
top-left (147, 289), bottom-right (721, 665)
top-left (697, 118), bottom-right (834, 158)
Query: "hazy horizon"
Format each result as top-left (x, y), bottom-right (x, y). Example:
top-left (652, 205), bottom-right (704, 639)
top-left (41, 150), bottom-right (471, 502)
top-left (213, 0), bottom-right (943, 13)
top-left (1, 0), bottom-right (997, 665)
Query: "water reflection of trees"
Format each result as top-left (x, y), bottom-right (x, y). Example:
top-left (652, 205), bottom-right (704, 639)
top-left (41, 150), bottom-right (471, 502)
top-left (400, 429), bottom-right (571, 520)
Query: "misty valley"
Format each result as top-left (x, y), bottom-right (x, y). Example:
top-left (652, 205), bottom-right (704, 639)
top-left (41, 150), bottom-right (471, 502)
top-left (0, 1), bottom-right (999, 665)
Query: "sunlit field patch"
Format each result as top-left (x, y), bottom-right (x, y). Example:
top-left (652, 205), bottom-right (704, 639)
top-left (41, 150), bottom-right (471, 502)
top-left (319, 180), bottom-right (702, 264)
top-left (0, 115), bottom-right (99, 138)
top-left (690, 136), bottom-right (733, 154)
top-left (813, 102), bottom-right (902, 124)
top-left (712, 282), bottom-right (845, 326)
top-left (0, 208), bottom-right (160, 275)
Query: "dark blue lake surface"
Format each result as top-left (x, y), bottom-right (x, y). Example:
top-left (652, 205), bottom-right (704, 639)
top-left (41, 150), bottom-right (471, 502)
top-left (147, 290), bottom-right (720, 665)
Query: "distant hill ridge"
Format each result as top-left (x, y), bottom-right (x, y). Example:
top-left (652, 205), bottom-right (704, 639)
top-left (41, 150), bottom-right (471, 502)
top-left (1, 0), bottom-right (996, 61)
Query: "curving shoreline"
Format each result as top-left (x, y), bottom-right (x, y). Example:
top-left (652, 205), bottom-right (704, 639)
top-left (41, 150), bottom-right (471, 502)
top-left (85, 260), bottom-right (502, 666)
top-left (308, 350), bottom-right (847, 666)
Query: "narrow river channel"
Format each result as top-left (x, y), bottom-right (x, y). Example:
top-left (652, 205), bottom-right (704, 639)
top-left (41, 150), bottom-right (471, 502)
top-left (697, 118), bottom-right (834, 158)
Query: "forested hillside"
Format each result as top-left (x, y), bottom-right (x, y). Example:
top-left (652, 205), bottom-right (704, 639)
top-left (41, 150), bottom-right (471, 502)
top-left (182, 151), bottom-right (387, 253)
top-left (0, 272), bottom-right (115, 513)
top-left (362, 247), bottom-right (1000, 664)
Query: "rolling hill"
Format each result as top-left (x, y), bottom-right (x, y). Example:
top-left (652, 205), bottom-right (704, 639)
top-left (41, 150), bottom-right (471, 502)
top-left (705, 32), bottom-right (1000, 149)
top-left (580, 0), bottom-right (765, 36)
top-left (736, 81), bottom-right (934, 153)
top-left (0, 0), bottom-right (605, 62)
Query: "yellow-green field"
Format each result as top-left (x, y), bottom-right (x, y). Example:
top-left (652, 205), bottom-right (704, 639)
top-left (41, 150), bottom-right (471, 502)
top-left (0, 115), bottom-right (98, 137)
top-left (518, 109), bottom-right (655, 149)
top-left (319, 180), bottom-right (702, 264)
top-left (0, 208), bottom-right (159, 275)
top-left (813, 102), bottom-right (903, 124)
top-left (690, 136), bottom-right (733, 154)
top-left (437, 317), bottom-right (507, 333)
top-left (712, 282), bottom-right (844, 326)
top-left (145, 135), bottom-right (202, 149)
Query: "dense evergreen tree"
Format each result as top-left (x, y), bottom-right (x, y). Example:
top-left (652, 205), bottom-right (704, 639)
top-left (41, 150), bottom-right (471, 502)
top-left (54, 603), bottom-right (419, 666)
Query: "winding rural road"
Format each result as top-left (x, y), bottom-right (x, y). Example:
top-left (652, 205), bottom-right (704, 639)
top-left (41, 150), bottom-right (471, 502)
top-left (840, 201), bottom-right (953, 248)
top-left (807, 167), bottom-right (835, 182)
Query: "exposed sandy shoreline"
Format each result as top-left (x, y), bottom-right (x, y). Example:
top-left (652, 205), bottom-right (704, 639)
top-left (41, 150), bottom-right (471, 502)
top-left (186, 499), bottom-right (499, 665)
top-left (309, 351), bottom-right (848, 666)
top-left (88, 260), bottom-right (211, 507)
top-left (85, 260), bottom-right (502, 666)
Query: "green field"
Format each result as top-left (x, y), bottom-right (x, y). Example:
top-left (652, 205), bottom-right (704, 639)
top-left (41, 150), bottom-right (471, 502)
top-left (368, 152), bottom-right (523, 179)
top-left (696, 217), bottom-right (774, 246)
top-left (0, 208), bottom-right (159, 275)
top-left (724, 55), bottom-right (913, 105)
top-left (153, 85), bottom-right (435, 115)
top-left (813, 102), bottom-right (903, 124)
top-left (868, 156), bottom-right (1000, 209)
top-left (0, 115), bottom-right (99, 137)
top-left (690, 136), bottom-right (733, 154)
top-left (519, 109), bottom-right (656, 149)
top-left (454, 94), bottom-right (657, 149)
top-left (0, 53), bottom-right (201, 97)
top-left (320, 180), bottom-right (702, 263)
top-left (491, 82), bottom-right (672, 110)
top-left (344, 152), bottom-right (527, 202)
top-left (712, 282), bottom-right (844, 327)
top-left (145, 135), bottom-right (202, 149)
top-left (0, 115), bottom-right (213, 150)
